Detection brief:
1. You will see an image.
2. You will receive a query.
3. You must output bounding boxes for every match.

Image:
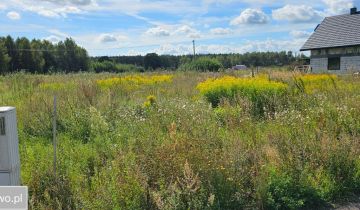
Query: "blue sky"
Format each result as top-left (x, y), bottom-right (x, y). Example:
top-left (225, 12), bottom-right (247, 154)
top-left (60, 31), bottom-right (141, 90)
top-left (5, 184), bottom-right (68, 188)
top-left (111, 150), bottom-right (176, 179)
top-left (0, 0), bottom-right (359, 56)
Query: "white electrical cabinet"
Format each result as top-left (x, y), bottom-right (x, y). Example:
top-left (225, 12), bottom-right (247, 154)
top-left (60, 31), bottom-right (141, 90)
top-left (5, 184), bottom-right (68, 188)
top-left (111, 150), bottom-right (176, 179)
top-left (0, 107), bottom-right (20, 186)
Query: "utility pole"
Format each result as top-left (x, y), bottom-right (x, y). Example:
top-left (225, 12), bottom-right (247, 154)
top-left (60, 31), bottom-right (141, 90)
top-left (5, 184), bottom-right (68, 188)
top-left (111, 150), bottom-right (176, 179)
top-left (192, 40), bottom-right (196, 60)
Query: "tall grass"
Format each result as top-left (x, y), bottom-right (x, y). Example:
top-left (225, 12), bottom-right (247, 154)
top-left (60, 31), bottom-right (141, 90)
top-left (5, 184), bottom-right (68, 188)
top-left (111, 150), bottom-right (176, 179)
top-left (0, 71), bottom-right (359, 209)
top-left (197, 75), bottom-right (288, 118)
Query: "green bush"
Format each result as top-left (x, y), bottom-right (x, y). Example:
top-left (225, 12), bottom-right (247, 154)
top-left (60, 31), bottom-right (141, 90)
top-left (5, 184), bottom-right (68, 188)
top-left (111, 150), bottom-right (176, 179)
top-left (265, 170), bottom-right (323, 210)
top-left (197, 76), bottom-right (288, 117)
top-left (180, 57), bottom-right (223, 72)
top-left (91, 61), bottom-right (142, 73)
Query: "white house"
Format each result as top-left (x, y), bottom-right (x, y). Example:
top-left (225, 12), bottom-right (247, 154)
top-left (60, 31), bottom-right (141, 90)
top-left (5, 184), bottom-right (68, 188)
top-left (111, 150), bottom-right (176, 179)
top-left (300, 7), bottom-right (360, 73)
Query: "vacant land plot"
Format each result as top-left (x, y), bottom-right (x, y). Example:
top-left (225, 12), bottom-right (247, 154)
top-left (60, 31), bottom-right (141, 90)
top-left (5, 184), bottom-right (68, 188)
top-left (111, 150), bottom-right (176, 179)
top-left (0, 70), bottom-right (360, 209)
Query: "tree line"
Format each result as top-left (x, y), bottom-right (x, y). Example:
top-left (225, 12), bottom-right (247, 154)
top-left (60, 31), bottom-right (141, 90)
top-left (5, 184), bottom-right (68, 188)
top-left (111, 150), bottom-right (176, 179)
top-left (0, 35), bottom-right (308, 74)
top-left (95, 51), bottom-right (307, 71)
top-left (0, 35), bottom-right (89, 74)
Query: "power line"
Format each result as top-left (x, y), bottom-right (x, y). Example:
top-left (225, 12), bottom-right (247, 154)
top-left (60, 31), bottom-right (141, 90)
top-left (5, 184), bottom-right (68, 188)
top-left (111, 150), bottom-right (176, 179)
top-left (0, 40), bottom-right (199, 53)
top-left (88, 39), bottom-right (198, 51)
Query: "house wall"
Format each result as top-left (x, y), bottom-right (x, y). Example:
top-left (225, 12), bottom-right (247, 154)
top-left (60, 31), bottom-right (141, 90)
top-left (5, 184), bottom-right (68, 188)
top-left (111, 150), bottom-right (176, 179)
top-left (310, 56), bottom-right (360, 73)
top-left (310, 58), bottom-right (328, 72)
top-left (310, 46), bottom-right (360, 73)
top-left (341, 56), bottom-right (360, 71)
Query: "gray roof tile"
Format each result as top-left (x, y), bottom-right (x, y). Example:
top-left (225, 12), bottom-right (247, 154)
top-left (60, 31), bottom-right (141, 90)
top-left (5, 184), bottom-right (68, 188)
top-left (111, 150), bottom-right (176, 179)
top-left (300, 13), bottom-right (360, 51)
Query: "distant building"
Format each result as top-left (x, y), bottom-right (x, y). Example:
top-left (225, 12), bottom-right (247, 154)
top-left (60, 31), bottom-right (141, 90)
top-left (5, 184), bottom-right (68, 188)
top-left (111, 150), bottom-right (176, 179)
top-left (300, 7), bottom-right (360, 73)
top-left (232, 65), bottom-right (247, 70)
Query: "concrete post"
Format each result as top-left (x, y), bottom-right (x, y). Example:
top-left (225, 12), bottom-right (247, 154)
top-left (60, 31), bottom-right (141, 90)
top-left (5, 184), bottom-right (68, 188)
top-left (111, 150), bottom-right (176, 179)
top-left (0, 107), bottom-right (20, 186)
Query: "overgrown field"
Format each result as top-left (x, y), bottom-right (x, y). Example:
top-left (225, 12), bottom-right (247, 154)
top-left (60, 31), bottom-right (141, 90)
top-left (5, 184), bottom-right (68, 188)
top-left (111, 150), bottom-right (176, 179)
top-left (1, 70), bottom-right (360, 209)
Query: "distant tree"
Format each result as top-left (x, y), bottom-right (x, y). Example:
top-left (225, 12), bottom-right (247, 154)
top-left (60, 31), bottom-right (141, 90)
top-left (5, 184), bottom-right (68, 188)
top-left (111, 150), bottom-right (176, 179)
top-left (41, 40), bottom-right (57, 73)
top-left (75, 46), bottom-right (89, 72)
top-left (16, 37), bottom-right (35, 72)
top-left (56, 41), bottom-right (67, 72)
top-left (144, 53), bottom-right (162, 70)
top-left (31, 39), bottom-right (45, 73)
top-left (4, 36), bottom-right (18, 72)
top-left (179, 56), bottom-right (191, 65)
top-left (63, 38), bottom-right (89, 72)
top-left (64, 38), bottom-right (78, 72)
top-left (0, 42), bottom-right (10, 74)
top-left (98, 56), bottom-right (111, 62)
top-left (179, 57), bottom-right (222, 72)
top-left (53, 38), bottom-right (89, 73)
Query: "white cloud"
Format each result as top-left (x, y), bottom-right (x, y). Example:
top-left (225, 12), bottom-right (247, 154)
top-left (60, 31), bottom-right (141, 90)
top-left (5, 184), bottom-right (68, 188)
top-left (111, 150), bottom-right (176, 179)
top-left (7, 11), bottom-right (21, 20)
top-left (39, 10), bottom-right (60, 18)
top-left (0, 0), bottom-right (329, 57)
top-left (230, 8), bottom-right (269, 25)
top-left (61, 6), bottom-right (82, 13)
top-left (68, 0), bottom-right (93, 5)
top-left (272, 5), bottom-right (324, 23)
top-left (44, 35), bottom-right (62, 43)
top-left (174, 25), bottom-right (201, 38)
top-left (323, 0), bottom-right (354, 15)
top-left (97, 33), bottom-right (127, 43)
top-left (155, 44), bottom-right (192, 55)
top-left (98, 34), bottom-right (117, 43)
top-left (290, 30), bottom-right (311, 38)
top-left (145, 26), bottom-right (171, 37)
top-left (37, 6), bottom-right (82, 18)
top-left (150, 38), bottom-right (305, 56)
top-left (40, 0), bottom-right (94, 6)
top-left (5, 1), bottom-right (84, 18)
top-left (0, 0), bottom-right (200, 18)
top-left (38, 8), bottom-right (77, 18)
top-left (210, 27), bottom-right (232, 35)
top-left (241, 39), bottom-right (306, 53)
top-left (176, 25), bottom-right (194, 34)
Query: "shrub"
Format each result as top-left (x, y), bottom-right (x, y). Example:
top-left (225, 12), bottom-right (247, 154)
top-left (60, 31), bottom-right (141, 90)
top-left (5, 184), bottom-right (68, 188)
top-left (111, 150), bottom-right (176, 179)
top-left (145, 53), bottom-right (162, 70)
top-left (91, 61), bottom-right (141, 73)
top-left (265, 170), bottom-right (323, 210)
top-left (197, 76), bottom-right (288, 117)
top-left (180, 57), bottom-right (223, 72)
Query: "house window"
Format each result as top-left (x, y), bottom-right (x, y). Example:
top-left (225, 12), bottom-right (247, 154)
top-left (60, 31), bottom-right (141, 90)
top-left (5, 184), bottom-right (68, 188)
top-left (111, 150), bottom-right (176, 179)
top-left (328, 57), bottom-right (340, 70)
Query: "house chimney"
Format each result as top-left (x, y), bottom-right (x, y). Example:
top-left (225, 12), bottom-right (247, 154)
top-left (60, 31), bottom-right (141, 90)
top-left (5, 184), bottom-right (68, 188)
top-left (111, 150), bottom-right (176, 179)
top-left (350, 7), bottom-right (358, 15)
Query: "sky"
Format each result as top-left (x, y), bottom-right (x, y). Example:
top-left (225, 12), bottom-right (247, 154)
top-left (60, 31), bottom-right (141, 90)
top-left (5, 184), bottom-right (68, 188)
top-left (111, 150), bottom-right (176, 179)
top-left (0, 0), bottom-right (359, 56)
